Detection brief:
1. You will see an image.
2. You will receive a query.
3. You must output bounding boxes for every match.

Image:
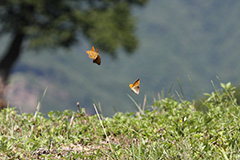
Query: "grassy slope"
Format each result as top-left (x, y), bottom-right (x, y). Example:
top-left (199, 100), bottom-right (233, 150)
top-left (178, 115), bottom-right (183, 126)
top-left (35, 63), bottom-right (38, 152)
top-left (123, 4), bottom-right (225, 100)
top-left (0, 82), bottom-right (240, 159)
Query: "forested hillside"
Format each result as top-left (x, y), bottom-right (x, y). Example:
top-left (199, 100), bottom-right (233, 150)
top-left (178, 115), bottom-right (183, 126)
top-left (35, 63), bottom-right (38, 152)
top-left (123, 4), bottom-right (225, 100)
top-left (2, 0), bottom-right (240, 116)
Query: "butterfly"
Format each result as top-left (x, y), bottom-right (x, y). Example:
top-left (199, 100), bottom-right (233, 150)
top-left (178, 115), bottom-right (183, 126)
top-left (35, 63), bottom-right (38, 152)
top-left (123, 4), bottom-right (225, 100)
top-left (86, 46), bottom-right (101, 65)
top-left (129, 79), bottom-right (140, 95)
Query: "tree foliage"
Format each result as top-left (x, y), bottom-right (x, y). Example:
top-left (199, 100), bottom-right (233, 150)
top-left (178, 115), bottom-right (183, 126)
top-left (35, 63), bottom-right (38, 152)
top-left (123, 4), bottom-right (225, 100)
top-left (0, 0), bottom-right (148, 107)
top-left (0, 0), bottom-right (148, 55)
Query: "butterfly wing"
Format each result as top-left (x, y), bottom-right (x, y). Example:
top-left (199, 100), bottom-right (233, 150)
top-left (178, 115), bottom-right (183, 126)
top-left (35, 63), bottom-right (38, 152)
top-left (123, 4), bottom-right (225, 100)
top-left (86, 46), bottom-right (101, 65)
top-left (129, 79), bottom-right (140, 94)
top-left (86, 46), bottom-right (98, 59)
top-left (91, 46), bottom-right (95, 52)
top-left (133, 79), bottom-right (140, 87)
top-left (131, 86), bottom-right (140, 95)
top-left (86, 50), bottom-right (98, 59)
top-left (93, 54), bottom-right (101, 65)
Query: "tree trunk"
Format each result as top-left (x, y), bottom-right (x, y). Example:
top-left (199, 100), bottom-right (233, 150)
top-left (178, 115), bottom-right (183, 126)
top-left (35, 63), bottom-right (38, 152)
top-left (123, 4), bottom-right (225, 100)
top-left (0, 32), bottom-right (25, 109)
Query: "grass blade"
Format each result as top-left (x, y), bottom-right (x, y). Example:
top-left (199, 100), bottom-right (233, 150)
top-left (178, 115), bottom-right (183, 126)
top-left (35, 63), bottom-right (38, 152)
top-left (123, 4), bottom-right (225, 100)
top-left (127, 94), bottom-right (144, 115)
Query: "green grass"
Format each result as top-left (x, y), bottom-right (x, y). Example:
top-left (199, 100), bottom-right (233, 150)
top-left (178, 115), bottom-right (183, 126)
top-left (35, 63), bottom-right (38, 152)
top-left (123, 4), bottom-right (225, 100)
top-left (0, 82), bottom-right (240, 159)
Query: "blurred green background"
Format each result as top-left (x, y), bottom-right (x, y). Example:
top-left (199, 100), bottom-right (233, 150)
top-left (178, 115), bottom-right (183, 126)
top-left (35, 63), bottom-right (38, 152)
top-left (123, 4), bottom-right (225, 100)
top-left (1, 0), bottom-right (240, 116)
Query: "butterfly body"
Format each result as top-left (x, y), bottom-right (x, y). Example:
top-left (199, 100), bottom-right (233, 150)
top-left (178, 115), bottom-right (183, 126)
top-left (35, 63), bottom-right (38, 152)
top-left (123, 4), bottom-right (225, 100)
top-left (86, 46), bottom-right (101, 65)
top-left (129, 79), bottom-right (140, 95)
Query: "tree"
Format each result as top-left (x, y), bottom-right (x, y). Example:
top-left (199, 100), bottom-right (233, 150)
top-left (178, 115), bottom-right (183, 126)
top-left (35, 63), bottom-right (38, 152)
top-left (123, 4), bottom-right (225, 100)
top-left (0, 0), bottom-right (148, 106)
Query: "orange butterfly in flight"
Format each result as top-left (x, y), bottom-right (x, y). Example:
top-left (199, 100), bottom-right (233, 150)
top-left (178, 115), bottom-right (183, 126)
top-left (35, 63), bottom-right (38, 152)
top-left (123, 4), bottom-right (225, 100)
top-left (129, 79), bottom-right (140, 95)
top-left (86, 46), bottom-right (101, 65)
